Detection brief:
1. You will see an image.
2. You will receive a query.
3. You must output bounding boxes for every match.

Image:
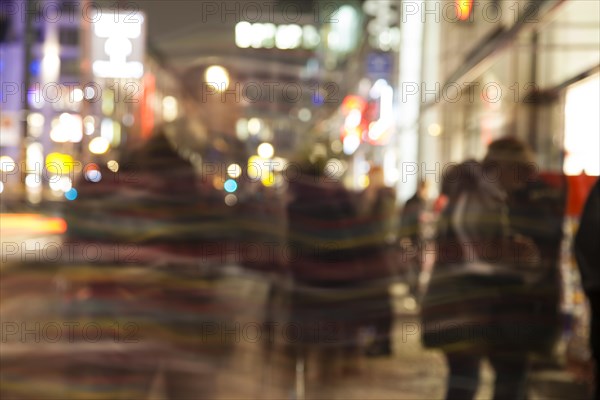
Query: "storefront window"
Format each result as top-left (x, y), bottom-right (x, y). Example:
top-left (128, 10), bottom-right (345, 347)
top-left (563, 74), bottom-right (600, 176)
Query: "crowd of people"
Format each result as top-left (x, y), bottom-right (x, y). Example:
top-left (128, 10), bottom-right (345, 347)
top-left (2, 65), bottom-right (598, 400)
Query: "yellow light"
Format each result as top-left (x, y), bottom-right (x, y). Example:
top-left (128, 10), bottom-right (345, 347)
top-left (0, 213), bottom-right (67, 235)
top-left (45, 153), bottom-right (75, 175)
top-left (247, 155), bottom-right (261, 180)
top-left (257, 142), bottom-right (274, 159)
top-left (107, 160), bottom-right (119, 172)
top-left (261, 172), bottom-right (275, 187)
top-left (205, 65), bottom-right (230, 92)
top-left (428, 123), bottom-right (442, 136)
top-left (359, 174), bottom-right (370, 189)
top-left (89, 137), bottom-right (110, 154)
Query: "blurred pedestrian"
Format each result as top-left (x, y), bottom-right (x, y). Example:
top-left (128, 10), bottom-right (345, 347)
top-left (399, 179), bottom-right (429, 246)
top-left (575, 178), bottom-right (600, 399)
top-left (421, 137), bottom-right (560, 400)
top-left (398, 179), bottom-right (430, 296)
top-left (60, 63), bottom-right (243, 400)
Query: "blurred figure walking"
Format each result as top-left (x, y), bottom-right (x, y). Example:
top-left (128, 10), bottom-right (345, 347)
top-left (575, 178), bottom-right (600, 400)
top-left (421, 137), bottom-right (562, 400)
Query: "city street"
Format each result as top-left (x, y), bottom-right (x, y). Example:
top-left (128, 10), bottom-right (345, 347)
top-left (1, 0), bottom-right (599, 398)
top-left (0, 223), bottom-right (591, 399)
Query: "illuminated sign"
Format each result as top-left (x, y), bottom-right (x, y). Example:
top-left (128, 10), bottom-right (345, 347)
top-left (363, 0), bottom-right (400, 51)
top-left (91, 11), bottom-right (146, 78)
top-left (235, 22), bottom-right (320, 50)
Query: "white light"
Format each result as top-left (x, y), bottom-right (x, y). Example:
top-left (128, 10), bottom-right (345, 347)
top-left (162, 96), bottom-right (178, 122)
top-left (50, 113), bottom-right (82, 143)
top-left (26, 143), bottom-right (44, 171)
top-left (0, 181), bottom-right (3, 194)
top-left (235, 21), bottom-right (252, 48)
top-left (329, 5), bottom-right (359, 53)
top-left (257, 143), bottom-right (274, 159)
top-left (84, 116), bottom-right (95, 135)
top-left (262, 23), bottom-right (276, 48)
top-left (345, 109), bottom-right (362, 129)
top-left (251, 23), bottom-right (265, 48)
top-left (325, 159), bottom-right (344, 179)
top-left (298, 108), bottom-right (312, 122)
top-left (0, 156), bottom-right (16, 172)
top-left (369, 79), bottom-right (388, 99)
top-left (72, 88), bottom-right (84, 102)
top-left (89, 137), bottom-right (110, 154)
top-left (92, 12), bottom-right (146, 79)
top-left (85, 169), bottom-right (102, 182)
top-left (27, 113), bottom-right (44, 128)
top-left (302, 25), bottom-right (321, 49)
top-left (343, 134), bottom-right (360, 155)
top-left (272, 157), bottom-right (288, 172)
top-left (49, 176), bottom-right (62, 192)
top-left (327, 32), bottom-right (340, 49)
top-left (25, 174), bottom-right (41, 188)
top-left (65, 113), bottom-right (83, 143)
top-left (50, 117), bottom-right (69, 143)
top-left (59, 176), bottom-right (72, 192)
top-left (368, 121), bottom-right (386, 141)
top-left (85, 87), bottom-right (96, 100)
top-left (564, 75), bottom-right (600, 176)
top-left (227, 163), bottom-right (242, 178)
top-left (41, 49), bottom-right (60, 83)
top-left (236, 118), bottom-right (249, 140)
top-left (93, 60), bottom-right (144, 79)
top-left (205, 65), bottom-right (229, 92)
top-left (276, 24), bottom-right (302, 49)
top-left (248, 118), bottom-right (262, 135)
top-left (101, 118), bottom-right (114, 143)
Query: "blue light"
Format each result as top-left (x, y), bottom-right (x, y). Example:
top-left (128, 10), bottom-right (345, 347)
top-left (312, 92), bottom-right (324, 105)
top-left (224, 179), bottom-right (238, 193)
top-left (30, 60), bottom-right (41, 76)
top-left (65, 188), bottom-right (78, 200)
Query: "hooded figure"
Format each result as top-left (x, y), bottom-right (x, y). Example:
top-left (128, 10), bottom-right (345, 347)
top-left (422, 137), bottom-right (562, 400)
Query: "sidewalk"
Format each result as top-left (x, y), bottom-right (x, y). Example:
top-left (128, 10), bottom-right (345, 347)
top-left (206, 276), bottom-right (592, 400)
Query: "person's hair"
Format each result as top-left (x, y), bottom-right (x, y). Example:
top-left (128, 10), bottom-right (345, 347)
top-left (440, 159), bottom-right (481, 198)
top-left (483, 137), bottom-right (535, 168)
